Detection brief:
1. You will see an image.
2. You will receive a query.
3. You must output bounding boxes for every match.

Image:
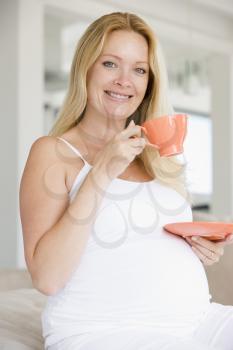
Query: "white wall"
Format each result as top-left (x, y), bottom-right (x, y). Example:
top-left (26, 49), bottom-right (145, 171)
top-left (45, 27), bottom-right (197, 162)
top-left (0, 0), bottom-right (44, 268)
top-left (0, 0), bottom-right (18, 267)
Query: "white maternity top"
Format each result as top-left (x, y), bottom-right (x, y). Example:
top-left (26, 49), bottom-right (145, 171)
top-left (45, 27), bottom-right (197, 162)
top-left (42, 138), bottom-right (211, 348)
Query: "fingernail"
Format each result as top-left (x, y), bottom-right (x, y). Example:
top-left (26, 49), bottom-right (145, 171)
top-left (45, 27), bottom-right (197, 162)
top-left (191, 236), bottom-right (198, 241)
top-left (227, 234), bottom-right (233, 241)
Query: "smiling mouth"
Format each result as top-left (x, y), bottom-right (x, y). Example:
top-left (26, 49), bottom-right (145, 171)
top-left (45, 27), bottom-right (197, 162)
top-left (104, 90), bottom-right (133, 100)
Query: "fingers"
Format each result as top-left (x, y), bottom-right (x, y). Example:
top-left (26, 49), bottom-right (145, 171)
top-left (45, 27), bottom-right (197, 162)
top-left (130, 135), bottom-right (159, 150)
top-left (128, 137), bottom-right (146, 148)
top-left (191, 245), bottom-right (218, 266)
top-left (122, 121), bottom-right (159, 150)
top-left (187, 236), bottom-right (224, 256)
top-left (121, 120), bottom-right (142, 140)
top-left (222, 233), bottom-right (233, 245)
top-left (185, 236), bottom-right (224, 266)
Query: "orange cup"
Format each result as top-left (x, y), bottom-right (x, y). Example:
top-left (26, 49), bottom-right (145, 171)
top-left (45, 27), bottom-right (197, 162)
top-left (141, 114), bottom-right (188, 157)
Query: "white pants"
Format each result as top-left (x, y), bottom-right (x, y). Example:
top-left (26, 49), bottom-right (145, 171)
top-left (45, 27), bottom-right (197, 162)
top-left (48, 303), bottom-right (233, 350)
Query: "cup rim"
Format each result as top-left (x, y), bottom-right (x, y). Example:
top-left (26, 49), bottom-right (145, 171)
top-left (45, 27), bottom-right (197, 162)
top-left (141, 113), bottom-right (188, 127)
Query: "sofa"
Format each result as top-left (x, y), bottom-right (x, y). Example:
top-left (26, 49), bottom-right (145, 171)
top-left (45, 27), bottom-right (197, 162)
top-left (0, 269), bottom-right (46, 350)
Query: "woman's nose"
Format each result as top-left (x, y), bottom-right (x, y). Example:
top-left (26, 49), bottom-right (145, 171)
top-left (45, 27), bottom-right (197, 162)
top-left (113, 70), bottom-right (132, 88)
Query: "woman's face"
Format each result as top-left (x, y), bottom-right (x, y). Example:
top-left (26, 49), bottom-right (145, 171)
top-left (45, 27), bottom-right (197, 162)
top-left (86, 30), bottom-right (149, 122)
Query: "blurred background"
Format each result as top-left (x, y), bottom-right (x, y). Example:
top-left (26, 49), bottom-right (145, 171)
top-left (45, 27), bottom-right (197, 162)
top-left (0, 0), bottom-right (233, 303)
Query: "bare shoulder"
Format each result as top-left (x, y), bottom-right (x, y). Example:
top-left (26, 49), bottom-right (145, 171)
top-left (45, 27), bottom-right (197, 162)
top-left (27, 134), bottom-right (83, 169)
top-left (22, 136), bottom-right (66, 186)
top-left (25, 134), bottom-right (88, 193)
top-left (29, 135), bottom-right (63, 159)
top-left (30, 135), bottom-right (57, 150)
top-left (20, 135), bottom-right (69, 212)
top-left (25, 136), bottom-right (60, 168)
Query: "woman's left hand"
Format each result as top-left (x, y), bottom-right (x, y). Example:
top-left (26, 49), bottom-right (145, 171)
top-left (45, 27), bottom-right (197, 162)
top-left (185, 234), bottom-right (233, 266)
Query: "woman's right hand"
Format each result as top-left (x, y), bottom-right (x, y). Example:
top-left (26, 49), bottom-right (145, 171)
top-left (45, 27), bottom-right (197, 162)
top-left (92, 120), bottom-right (147, 180)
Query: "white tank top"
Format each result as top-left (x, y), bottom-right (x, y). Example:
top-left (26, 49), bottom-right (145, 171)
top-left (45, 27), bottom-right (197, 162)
top-left (42, 137), bottom-right (211, 347)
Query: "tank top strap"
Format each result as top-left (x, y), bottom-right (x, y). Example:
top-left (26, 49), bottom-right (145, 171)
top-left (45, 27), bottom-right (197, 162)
top-left (57, 137), bottom-right (90, 166)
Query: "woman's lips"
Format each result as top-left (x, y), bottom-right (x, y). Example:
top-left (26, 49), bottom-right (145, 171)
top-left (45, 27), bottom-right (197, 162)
top-left (104, 90), bottom-right (133, 101)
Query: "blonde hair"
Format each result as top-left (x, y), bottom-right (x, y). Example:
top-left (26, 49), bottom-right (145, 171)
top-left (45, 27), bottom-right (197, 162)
top-left (49, 12), bottom-right (190, 200)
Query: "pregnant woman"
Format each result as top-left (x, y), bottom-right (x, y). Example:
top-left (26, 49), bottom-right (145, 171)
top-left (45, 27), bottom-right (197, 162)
top-left (20, 12), bottom-right (233, 350)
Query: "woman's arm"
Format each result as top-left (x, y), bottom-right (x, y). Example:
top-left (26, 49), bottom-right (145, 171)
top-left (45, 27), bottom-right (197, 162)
top-left (20, 136), bottom-right (112, 296)
top-left (20, 123), bottom-right (146, 295)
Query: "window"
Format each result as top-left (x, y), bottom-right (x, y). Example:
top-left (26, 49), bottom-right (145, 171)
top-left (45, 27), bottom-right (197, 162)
top-left (180, 112), bottom-right (213, 207)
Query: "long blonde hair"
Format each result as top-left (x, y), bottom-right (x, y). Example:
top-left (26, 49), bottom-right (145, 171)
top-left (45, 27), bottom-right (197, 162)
top-left (49, 12), bottom-right (190, 200)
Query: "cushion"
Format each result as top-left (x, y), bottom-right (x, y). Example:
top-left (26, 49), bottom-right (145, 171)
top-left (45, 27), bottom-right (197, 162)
top-left (0, 269), bottom-right (33, 291)
top-left (0, 288), bottom-right (47, 350)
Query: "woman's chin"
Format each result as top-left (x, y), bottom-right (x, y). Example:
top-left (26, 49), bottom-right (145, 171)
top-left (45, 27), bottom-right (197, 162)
top-left (103, 107), bottom-right (133, 120)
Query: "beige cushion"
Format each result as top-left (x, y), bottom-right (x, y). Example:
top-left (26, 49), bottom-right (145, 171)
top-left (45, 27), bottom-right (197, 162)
top-left (0, 288), bottom-right (46, 350)
top-left (0, 269), bottom-right (33, 291)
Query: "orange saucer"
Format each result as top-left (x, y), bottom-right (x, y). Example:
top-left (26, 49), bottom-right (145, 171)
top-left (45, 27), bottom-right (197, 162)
top-left (163, 222), bottom-right (233, 241)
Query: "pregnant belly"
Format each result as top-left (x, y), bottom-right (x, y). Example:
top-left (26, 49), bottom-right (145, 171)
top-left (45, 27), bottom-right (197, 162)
top-left (62, 236), bottom-right (210, 322)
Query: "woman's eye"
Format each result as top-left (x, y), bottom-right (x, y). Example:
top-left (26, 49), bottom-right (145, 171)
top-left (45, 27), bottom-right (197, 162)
top-left (135, 68), bottom-right (147, 75)
top-left (102, 61), bottom-right (116, 68)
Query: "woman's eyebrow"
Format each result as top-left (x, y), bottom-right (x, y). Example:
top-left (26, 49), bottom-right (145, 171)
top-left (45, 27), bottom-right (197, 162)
top-left (101, 54), bottom-right (149, 65)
